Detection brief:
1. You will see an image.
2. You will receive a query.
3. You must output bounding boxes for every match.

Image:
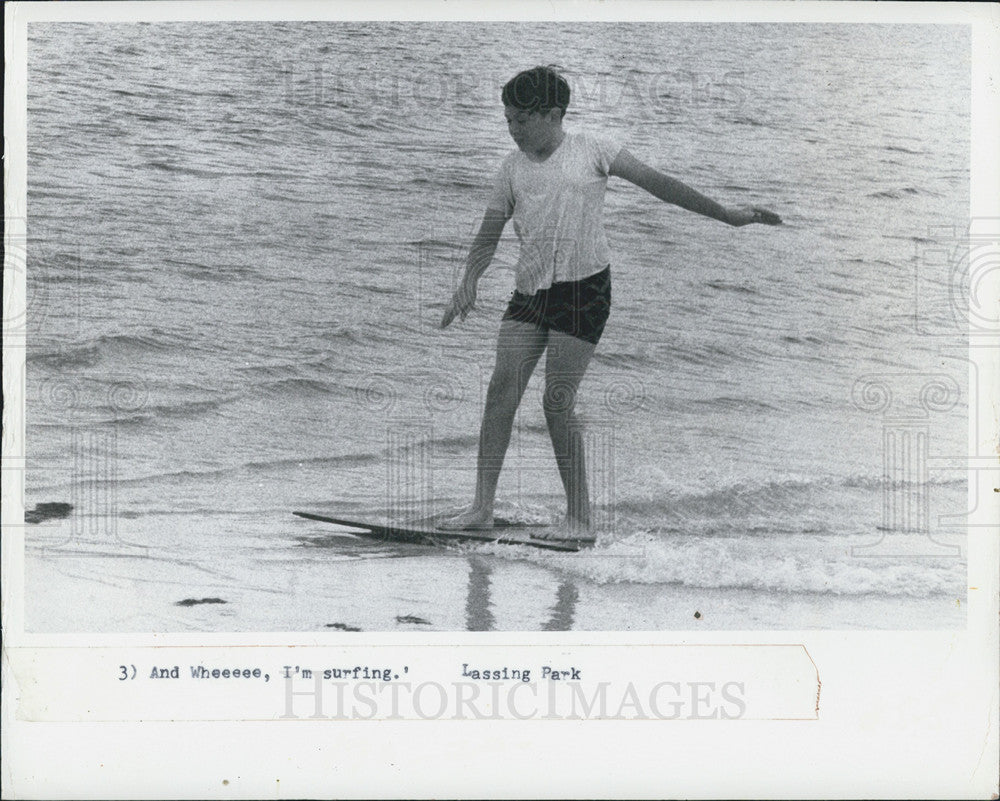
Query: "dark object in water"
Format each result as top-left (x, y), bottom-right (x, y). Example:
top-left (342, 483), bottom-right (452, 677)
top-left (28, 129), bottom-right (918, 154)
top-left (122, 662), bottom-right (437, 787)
top-left (175, 597), bottom-right (227, 607)
top-left (24, 502), bottom-right (73, 524)
top-left (396, 614), bottom-right (431, 625)
top-left (325, 623), bottom-right (362, 632)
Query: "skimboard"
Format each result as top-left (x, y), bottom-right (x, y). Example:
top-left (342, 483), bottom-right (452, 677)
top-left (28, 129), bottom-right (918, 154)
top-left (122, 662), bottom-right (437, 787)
top-left (292, 511), bottom-right (590, 553)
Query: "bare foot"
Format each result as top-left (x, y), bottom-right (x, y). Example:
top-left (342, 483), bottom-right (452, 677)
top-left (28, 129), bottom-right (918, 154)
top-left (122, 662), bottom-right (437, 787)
top-left (437, 507), bottom-right (495, 531)
top-left (532, 517), bottom-right (595, 543)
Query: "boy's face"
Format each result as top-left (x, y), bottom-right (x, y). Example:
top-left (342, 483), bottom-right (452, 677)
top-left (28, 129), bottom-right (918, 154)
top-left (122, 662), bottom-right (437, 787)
top-left (504, 105), bottom-right (562, 152)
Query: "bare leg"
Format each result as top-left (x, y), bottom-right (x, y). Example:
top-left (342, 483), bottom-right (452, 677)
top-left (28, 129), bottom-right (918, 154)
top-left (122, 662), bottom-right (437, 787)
top-left (535, 331), bottom-right (597, 540)
top-left (440, 319), bottom-right (547, 530)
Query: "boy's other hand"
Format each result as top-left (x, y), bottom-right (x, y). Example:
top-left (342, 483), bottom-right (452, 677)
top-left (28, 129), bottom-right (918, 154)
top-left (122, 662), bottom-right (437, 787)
top-left (727, 205), bottom-right (783, 226)
top-left (441, 281), bottom-right (478, 328)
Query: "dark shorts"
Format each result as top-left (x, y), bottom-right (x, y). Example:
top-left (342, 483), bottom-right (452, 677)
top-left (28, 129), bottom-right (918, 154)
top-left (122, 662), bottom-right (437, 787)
top-left (502, 266), bottom-right (612, 345)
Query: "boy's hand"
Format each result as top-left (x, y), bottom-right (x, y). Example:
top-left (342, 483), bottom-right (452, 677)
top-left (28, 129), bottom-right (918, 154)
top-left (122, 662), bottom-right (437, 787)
top-left (440, 279), bottom-right (478, 328)
top-left (726, 205), bottom-right (782, 226)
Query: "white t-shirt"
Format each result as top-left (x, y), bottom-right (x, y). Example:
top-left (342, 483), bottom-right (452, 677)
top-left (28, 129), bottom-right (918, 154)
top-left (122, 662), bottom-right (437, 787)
top-left (487, 131), bottom-right (623, 294)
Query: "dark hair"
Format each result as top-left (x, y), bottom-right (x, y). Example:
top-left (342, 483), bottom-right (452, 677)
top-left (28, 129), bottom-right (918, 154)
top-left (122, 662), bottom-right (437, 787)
top-left (501, 65), bottom-right (570, 116)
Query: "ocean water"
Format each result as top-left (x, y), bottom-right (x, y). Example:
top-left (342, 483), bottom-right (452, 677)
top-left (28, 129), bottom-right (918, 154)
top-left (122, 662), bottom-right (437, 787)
top-left (22, 22), bottom-right (969, 631)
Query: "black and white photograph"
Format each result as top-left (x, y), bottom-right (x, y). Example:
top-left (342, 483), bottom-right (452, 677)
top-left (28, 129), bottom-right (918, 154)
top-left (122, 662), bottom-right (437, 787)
top-left (3, 1), bottom-right (997, 798)
top-left (17, 14), bottom-right (974, 631)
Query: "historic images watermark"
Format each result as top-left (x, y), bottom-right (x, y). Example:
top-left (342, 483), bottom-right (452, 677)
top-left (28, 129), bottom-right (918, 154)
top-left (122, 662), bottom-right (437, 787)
top-left (28, 376), bottom-right (150, 553)
top-left (847, 217), bottom-right (999, 557)
top-left (4, 218), bottom-right (86, 348)
top-left (280, 63), bottom-right (747, 119)
top-left (279, 675), bottom-right (748, 721)
top-left (7, 223), bottom-right (136, 551)
top-left (850, 372), bottom-right (963, 557)
top-left (913, 218), bottom-right (998, 339)
top-left (3, 217), bottom-right (34, 346)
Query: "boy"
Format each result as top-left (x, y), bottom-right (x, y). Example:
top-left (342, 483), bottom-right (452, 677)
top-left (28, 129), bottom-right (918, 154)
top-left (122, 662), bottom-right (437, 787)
top-left (440, 66), bottom-right (781, 543)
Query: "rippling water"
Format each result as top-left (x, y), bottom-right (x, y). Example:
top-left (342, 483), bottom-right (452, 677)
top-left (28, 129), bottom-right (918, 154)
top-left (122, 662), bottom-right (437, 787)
top-left (23, 22), bottom-right (969, 630)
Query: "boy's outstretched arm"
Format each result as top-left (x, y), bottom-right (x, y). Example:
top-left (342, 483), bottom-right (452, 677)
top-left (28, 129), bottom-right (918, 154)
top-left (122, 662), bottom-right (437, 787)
top-left (441, 208), bottom-right (508, 328)
top-left (609, 149), bottom-right (782, 226)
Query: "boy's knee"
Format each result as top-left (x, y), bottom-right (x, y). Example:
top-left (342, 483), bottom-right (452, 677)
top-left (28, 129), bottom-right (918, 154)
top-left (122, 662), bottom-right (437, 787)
top-left (490, 355), bottom-right (533, 388)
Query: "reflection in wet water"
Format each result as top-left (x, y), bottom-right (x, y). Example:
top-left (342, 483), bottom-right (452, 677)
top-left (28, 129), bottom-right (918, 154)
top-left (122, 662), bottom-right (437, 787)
top-left (465, 557), bottom-right (495, 631)
top-left (464, 556), bottom-right (579, 631)
top-left (542, 580), bottom-right (579, 631)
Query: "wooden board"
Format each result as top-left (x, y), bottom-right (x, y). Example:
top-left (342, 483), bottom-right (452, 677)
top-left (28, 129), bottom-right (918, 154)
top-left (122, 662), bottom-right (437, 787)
top-left (292, 511), bottom-right (590, 553)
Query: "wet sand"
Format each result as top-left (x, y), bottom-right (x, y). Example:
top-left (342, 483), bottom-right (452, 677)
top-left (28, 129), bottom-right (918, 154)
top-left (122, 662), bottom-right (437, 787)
top-left (22, 513), bottom-right (964, 632)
